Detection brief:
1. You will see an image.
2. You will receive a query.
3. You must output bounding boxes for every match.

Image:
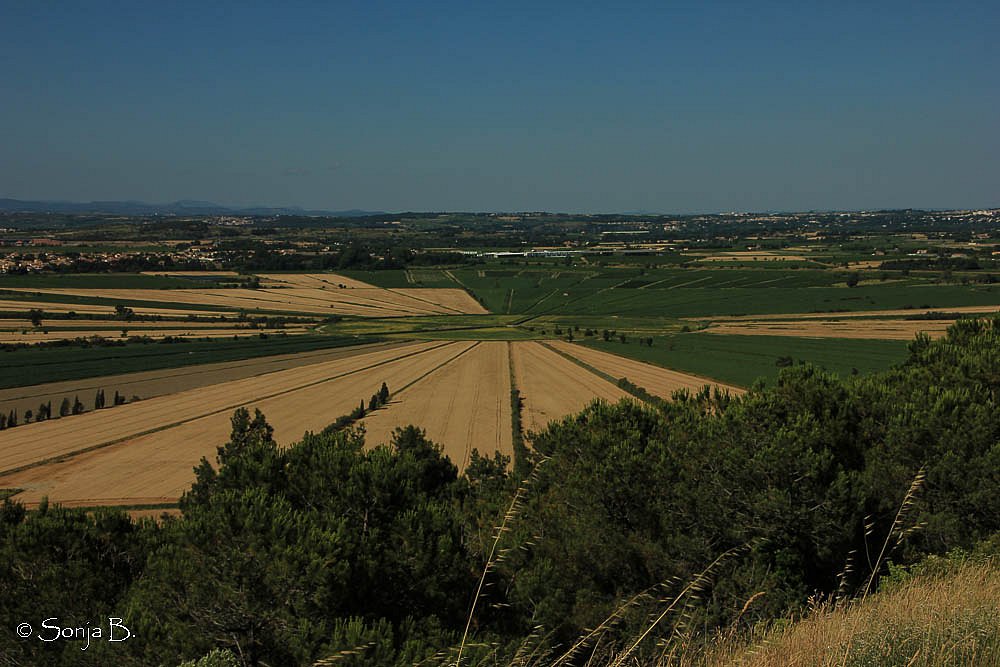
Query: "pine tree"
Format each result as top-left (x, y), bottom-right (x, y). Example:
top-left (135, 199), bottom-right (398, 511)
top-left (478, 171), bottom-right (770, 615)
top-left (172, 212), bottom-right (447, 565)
top-left (59, 397), bottom-right (71, 417)
top-left (114, 390), bottom-right (123, 406)
top-left (73, 395), bottom-right (84, 415)
top-left (8, 410), bottom-right (16, 427)
top-left (379, 382), bottom-right (390, 404)
top-left (368, 395), bottom-right (378, 411)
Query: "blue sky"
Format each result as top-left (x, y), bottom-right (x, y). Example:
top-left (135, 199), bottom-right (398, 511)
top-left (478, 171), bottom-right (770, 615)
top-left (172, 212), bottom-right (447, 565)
top-left (1, 1), bottom-right (997, 212)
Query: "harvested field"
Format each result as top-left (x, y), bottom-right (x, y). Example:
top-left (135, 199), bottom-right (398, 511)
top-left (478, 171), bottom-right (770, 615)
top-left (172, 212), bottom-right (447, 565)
top-left (388, 288), bottom-right (488, 315)
top-left (0, 341), bottom-right (472, 507)
top-left (257, 272), bottom-right (378, 290)
top-left (547, 340), bottom-right (744, 397)
top-left (705, 319), bottom-right (954, 340)
top-left (510, 341), bottom-right (630, 436)
top-left (0, 341), bottom-right (442, 474)
top-left (360, 341), bottom-right (512, 468)
top-left (687, 251), bottom-right (809, 262)
top-left (4, 285), bottom-right (486, 317)
top-left (697, 305), bottom-right (1000, 322)
top-left (0, 340), bottom-right (409, 420)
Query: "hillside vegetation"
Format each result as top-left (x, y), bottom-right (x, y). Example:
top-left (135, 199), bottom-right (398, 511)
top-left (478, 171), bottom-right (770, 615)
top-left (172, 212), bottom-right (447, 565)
top-left (2, 318), bottom-right (1000, 665)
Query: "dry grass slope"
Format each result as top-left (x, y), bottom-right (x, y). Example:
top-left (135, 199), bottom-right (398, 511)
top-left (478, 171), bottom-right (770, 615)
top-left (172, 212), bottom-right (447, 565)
top-left (684, 561), bottom-right (1000, 667)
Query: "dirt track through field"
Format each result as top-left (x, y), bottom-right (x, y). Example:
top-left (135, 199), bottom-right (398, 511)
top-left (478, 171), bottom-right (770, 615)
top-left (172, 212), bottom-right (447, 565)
top-left (510, 341), bottom-right (630, 437)
top-left (0, 340), bottom-right (410, 423)
top-left (0, 342), bottom-right (473, 507)
top-left (547, 340), bottom-right (744, 396)
top-left (360, 341), bottom-right (512, 468)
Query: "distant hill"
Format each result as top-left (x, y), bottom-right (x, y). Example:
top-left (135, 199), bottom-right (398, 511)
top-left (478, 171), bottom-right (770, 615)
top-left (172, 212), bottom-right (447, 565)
top-left (0, 198), bottom-right (384, 218)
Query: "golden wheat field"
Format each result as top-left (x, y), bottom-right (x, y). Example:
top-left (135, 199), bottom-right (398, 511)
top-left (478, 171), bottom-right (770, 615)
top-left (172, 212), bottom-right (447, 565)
top-left (510, 341), bottom-right (631, 436)
top-left (704, 319), bottom-right (954, 340)
top-left (2, 271), bottom-right (487, 317)
top-left (360, 341), bottom-right (513, 469)
top-left (0, 341), bottom-right (465, 506)
top-left (0, 338), bottom-right (732, 508)
top-left (547, 340), bottom-right (744, 395)
top-left (0, 340), bottom-right (409, 424)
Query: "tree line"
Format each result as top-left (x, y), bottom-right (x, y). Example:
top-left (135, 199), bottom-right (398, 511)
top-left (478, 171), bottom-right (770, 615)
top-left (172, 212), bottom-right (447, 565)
top-left (1, 388), bottom-right (134, 429)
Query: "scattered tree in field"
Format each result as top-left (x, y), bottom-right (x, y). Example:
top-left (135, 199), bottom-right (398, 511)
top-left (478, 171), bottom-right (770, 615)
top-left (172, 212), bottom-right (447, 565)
top-left (28, 309), bottom-right (44, 327)
top-left (602, 329), bottom-right (611, 341)
top-left (368, 395), bottom-right (379, 411)
top-left (94, 389), bottom-right (106, 410)
top-left (72, 395), bottom-right (84, 415)
top-left (115, 304), bottom-right (135, 321)
top-left (0, 414), bottom-right (6, 430)
top-left (618, 334), bottom-right (627, 343)
top-left (24, 409), bottom-right (33, 422)
top-left (7, 409), bottom-right (17, 427)
top-left (379, 382), bottom-right (390, 404)
top-left (114, 390), bottom-right (124, 406)
top-left (846, 272), bottom-right (860, 288)
top-left (59, 397), bottom-right (71, 417)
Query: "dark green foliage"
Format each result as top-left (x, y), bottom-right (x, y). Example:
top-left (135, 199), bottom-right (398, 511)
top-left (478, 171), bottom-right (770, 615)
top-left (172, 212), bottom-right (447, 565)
top-left (0, 502), bottom-right (144, 666)
top-left (3, 319), bottom-right (1000, 664)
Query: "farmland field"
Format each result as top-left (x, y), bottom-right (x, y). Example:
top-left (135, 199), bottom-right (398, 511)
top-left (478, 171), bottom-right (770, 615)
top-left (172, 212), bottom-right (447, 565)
top-left (0, 341), bottom-right (467, 506)
top-left (546, 340), bottom-right (744, 397)
top-left (1, 255), bottom-right (994, 511)
top-left (510, 341), bottom-right (630, 436)
top-left (0, 340), bottom-right (409, 419)
top-left (0, 334), bottom-right (379, 389)
top-left (579, 333), bottom-right (909, 387)
top-left (703, 318), bottom-right (956, 340)
top-left (360, 341), bottom-right (513, 468)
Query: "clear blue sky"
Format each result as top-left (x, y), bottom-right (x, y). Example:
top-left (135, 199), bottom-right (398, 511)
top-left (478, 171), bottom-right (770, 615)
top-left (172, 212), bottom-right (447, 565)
top-left (2, 1), bottom-right (997, 213)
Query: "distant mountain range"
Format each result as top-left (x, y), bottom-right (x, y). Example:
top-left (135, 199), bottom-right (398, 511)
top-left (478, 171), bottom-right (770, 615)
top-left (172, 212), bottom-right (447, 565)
top-left (0, 198), bottom-right (383, 217)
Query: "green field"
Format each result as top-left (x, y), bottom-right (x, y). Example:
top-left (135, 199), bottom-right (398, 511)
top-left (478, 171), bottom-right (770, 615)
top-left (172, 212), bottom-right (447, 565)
top-left (0, 334), bottom-right (378, 389)
top-left (578, 332), bottom-right (910, 387)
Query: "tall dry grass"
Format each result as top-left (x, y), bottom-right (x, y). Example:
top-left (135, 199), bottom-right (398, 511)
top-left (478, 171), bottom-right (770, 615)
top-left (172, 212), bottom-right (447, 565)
top-left (676, 560), bottom-right (1000, 667)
